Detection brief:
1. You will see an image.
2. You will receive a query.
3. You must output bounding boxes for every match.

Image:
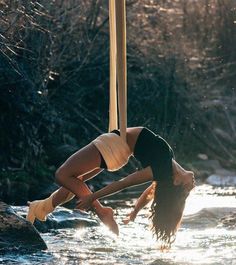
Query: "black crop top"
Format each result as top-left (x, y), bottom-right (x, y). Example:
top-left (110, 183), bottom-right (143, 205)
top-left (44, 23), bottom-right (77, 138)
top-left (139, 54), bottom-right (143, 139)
top-left (109, 128), bottom-right (174, 181)
top-left (134, 127), bottom-right (174, 181)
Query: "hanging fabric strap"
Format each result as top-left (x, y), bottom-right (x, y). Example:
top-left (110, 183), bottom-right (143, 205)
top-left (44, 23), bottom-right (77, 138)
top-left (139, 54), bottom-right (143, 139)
top-left (108, 0), bottom-right (127, 142)
top-left (108, 0), bottom-right (118, 132)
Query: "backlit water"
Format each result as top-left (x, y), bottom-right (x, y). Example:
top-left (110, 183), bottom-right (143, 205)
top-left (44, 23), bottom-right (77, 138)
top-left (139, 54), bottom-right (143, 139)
top-left (1, 184), bottom-right (236, 265)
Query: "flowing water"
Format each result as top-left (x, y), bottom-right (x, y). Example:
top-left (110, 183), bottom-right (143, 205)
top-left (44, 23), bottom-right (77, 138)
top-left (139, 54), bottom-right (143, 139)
top-left (1, 184), bottom-right (236, 265)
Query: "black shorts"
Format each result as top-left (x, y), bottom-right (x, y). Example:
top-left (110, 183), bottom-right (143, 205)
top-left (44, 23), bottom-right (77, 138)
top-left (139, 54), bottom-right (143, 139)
top-left (134, 127), bottom-right (174, 181)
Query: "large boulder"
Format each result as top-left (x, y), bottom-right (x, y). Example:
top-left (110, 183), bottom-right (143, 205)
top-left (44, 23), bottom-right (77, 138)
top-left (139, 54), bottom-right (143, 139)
top-left (0, 201), bottom-right (47, 253)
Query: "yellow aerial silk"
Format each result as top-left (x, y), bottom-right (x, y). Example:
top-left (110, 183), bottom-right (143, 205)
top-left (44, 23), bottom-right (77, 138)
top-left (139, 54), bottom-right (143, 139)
top-left (109, 0), bottom-right (127, 142)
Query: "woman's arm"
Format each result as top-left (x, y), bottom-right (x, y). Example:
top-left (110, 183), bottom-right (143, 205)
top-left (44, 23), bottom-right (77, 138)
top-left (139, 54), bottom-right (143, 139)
top-left (123, 183), bottom-right (155, 224)
top-left (77, 167), bottom-right (153, 210)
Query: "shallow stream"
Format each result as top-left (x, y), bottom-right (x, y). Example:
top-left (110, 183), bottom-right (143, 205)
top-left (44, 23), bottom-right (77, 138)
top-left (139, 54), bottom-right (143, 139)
top-left (1, 184), bottom-right (236, 265)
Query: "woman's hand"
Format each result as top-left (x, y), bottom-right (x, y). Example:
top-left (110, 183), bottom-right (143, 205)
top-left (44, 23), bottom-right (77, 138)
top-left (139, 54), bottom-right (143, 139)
top-left (122, 210), bottom-right (137, 224)
top-left (76, 194), bottom-right (94, 210)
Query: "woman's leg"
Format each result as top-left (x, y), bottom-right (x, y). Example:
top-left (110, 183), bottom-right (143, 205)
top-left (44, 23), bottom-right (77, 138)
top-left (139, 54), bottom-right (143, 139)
top-left (51, 169), bottom-right (119, 235)
top-left (52, 168), bottom-right (102, 207)
top-left (55, 142), bottom-right (102, 197)
top-left (28, 143), bottom-right (119, 234)
top-left (54, 142), bottom-right (119, 234)
top-left (50, 182), bottom-right (119, 235)
top-left (54, 143), bottom-right (119, 234)
top-left (27, 152), bottom-right (101, 223)
top-left (72, 180), bottom-right (119, 235)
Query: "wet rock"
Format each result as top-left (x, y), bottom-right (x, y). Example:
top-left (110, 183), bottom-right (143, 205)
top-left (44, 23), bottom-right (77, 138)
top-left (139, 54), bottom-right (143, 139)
top-left (183, 207), bottom-right (236, 228)
top-left (206, 169), bottom-right (236, 186)
top-left (220, 212), bottom-right (236, 229)
top-left (14, 206), bottom-right (98, 233)
top-left (0, 201), bottom-right (47, 253)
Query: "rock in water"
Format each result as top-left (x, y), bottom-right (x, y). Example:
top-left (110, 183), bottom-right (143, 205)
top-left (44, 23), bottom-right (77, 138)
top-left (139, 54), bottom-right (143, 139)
top-left (12, 206), bottom-right (99, 233)
top-left (220, 213), bottom-right (236, 229)
top-left (206, 170), bottom-right (236, 186)
top-left (183, 207), bottom-right (236, 229)
top-left (0, 201), bottom-right (47, 252)
top-left (14, 206), bottom-right (99, 233)
top-left (34, 207), bottom-right (98, 233)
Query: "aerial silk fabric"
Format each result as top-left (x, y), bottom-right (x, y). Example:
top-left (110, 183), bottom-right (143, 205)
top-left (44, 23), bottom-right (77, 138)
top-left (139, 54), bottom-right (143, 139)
top-left (26, 190), bottom-right (75, 224)
top-left (108, 0), bottom-right (118, 132)
top-left (109, 0), bottom-right (127, 142)
top-left (93, 133), bottom-right (131, 171)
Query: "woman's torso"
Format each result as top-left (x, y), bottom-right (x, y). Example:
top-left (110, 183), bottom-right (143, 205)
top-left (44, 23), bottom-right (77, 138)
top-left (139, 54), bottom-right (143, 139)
top-left (112, 127), bottom-right (174, 181)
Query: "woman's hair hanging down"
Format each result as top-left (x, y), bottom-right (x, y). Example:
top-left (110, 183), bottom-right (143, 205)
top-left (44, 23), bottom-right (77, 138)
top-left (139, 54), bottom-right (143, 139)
top-left (150, 180), bottom-right (189, 250)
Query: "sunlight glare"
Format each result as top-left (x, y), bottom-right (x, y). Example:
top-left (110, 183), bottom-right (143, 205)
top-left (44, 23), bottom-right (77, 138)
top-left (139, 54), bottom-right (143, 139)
top-left (73, 228), bottom-right (86, 239)
top-left (184, 185), bottom-right (236, 215)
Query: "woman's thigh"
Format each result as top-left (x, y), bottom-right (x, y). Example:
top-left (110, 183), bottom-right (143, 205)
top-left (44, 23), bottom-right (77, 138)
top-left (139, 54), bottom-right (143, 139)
top-left (58, 142), bottom-right (102, 177)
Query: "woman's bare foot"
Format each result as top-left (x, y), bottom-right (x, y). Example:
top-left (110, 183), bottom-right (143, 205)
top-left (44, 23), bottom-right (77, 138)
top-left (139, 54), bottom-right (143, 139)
top-left (95, 206), bottom-right (119, 235)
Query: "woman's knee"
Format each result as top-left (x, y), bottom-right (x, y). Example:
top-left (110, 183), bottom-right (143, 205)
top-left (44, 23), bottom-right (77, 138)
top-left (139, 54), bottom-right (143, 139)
top-left (55, 166), bottom-right (68, 185)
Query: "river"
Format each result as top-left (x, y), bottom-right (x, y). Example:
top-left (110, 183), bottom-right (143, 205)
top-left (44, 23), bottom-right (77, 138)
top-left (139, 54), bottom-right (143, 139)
top-left (0, 184), bottom-right (236, 265)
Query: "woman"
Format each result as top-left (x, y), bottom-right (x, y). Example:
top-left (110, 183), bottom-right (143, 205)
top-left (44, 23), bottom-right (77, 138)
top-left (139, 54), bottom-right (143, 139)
top-left (27, 127), bottom-right (195, 248)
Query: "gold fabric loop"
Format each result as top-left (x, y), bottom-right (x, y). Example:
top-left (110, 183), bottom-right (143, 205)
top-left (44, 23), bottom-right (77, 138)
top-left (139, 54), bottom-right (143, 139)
top-left (93, 133), bottom-right (131, 171)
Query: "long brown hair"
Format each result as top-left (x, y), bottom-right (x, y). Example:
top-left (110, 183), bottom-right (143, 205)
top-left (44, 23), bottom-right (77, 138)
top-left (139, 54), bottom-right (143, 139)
top-left (150, 180), bottom-right (189, 250)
